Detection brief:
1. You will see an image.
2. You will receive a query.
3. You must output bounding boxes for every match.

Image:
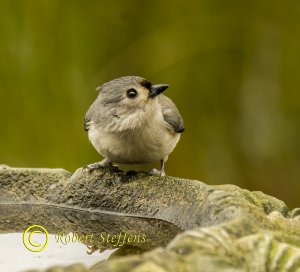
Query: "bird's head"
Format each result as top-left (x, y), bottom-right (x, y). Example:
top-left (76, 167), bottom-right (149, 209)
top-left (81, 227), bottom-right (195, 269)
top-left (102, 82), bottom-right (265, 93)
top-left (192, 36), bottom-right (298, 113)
top-left (97, 76), bottom-right (169, 111)
top-left (96, 76), bottom-right (169, 131)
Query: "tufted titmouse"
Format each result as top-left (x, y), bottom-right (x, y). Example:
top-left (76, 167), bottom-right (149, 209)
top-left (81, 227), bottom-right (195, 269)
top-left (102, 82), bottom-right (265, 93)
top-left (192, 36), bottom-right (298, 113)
top-left (83, 76), bottom-right (184, 176)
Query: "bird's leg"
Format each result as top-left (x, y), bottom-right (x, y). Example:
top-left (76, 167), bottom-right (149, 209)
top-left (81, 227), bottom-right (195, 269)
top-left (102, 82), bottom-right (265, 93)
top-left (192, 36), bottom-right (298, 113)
top-left (83, 158), bottom-right (112, 173)
top-left (160, 159), bottom-right (165, 176)
top-left (149, 159), bottom-right (165, 177)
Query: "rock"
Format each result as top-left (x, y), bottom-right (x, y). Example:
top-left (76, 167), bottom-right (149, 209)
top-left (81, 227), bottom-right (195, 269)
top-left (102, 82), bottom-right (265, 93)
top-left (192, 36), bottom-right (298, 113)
top-left (1, 166), bottom-right (300, 271)
top-left (0, 167), bottom-right (71, 203)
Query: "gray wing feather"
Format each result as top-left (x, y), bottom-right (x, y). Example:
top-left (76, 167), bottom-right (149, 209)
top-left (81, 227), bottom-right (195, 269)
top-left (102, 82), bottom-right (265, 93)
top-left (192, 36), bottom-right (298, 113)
top-left (84, 99), bottom-right (100, 132)
top-left (158, 95), bottom-right (185, 133)
top-left (84, 116), bottom-right (90, 131)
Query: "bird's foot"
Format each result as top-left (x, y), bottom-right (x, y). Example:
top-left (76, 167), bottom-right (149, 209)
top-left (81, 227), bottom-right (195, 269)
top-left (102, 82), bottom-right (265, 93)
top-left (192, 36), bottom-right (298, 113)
top-left (82, 159), bottom-right (113, 173)
top-left (149, 168), bottom-right (165, 177)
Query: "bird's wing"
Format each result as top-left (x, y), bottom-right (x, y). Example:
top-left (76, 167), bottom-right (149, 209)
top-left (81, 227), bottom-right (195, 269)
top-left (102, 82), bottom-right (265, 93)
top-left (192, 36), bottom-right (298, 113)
top-left (158, 95), bottom-right (185, 133)
top-left (84, 101), bottom-right (99, 132)
top-left (84, 116), bottom-right (91, 131)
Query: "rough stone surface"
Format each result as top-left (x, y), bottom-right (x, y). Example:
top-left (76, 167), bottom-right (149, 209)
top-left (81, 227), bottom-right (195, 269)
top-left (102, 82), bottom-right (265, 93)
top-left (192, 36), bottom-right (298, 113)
top-left (1, 166), bottom-right (300, 271)
top-left (0, 204), bottom-right (181, 252)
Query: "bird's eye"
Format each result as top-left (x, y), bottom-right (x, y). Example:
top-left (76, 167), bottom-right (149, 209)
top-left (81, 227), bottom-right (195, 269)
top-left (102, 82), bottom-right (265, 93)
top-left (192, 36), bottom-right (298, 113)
top-left (126, 88), bottom-right (138, 99)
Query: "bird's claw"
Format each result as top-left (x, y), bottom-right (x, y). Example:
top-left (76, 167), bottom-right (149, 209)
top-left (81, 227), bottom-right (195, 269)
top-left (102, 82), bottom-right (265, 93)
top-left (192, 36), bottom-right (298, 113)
top-left (82, 159), bottom-right (118, 174)
top-left (149, 168), bottom-right (165, 177)
top-left (82, 163), bottom-right (103, 173)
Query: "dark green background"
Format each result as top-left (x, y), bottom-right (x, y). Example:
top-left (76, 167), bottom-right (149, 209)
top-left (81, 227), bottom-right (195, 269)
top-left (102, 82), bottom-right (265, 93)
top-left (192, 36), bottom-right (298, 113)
top-left (1, 1), bottom-right (300, 208)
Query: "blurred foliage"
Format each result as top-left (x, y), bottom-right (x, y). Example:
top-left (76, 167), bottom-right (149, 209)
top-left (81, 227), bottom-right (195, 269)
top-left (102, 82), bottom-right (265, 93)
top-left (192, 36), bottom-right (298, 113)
top-left (0, 0), bottom-right (300, 207)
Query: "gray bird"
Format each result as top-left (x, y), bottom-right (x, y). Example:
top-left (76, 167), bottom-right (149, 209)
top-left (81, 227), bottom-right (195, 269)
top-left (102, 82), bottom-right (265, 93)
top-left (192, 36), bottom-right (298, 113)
top-left (83, 76), bottom-right (184, 176)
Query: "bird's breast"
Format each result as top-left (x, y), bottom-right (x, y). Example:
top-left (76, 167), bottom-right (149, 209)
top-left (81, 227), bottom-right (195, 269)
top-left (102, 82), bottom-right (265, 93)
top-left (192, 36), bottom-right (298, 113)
top-left (88, 118), bottom-right (180, 164)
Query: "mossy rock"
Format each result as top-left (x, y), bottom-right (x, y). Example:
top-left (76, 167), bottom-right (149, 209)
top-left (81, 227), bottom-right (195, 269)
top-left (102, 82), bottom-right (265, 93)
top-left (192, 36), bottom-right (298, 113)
top-left (1, 166), bottom-right (300, 271)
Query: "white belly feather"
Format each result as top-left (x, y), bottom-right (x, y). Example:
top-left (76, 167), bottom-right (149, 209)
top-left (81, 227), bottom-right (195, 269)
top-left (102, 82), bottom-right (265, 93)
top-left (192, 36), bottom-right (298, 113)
top-left (88, 113), bottom-right (180, 164)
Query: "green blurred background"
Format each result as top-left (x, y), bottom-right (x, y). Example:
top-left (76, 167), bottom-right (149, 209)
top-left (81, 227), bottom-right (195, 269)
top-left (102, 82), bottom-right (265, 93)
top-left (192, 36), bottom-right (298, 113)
top-left (0, 0), bottom-right (300, 208)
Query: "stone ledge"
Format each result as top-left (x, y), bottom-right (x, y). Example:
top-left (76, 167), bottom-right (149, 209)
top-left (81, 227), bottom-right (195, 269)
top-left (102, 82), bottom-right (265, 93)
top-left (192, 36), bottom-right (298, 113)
top-left (1, 166), bottom-right (300, 271)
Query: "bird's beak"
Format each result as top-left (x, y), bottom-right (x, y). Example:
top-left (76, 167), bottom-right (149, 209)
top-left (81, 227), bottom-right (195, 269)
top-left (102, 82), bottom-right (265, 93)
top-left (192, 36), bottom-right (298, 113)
top-left (149, 84), bottom-right (169, 98)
